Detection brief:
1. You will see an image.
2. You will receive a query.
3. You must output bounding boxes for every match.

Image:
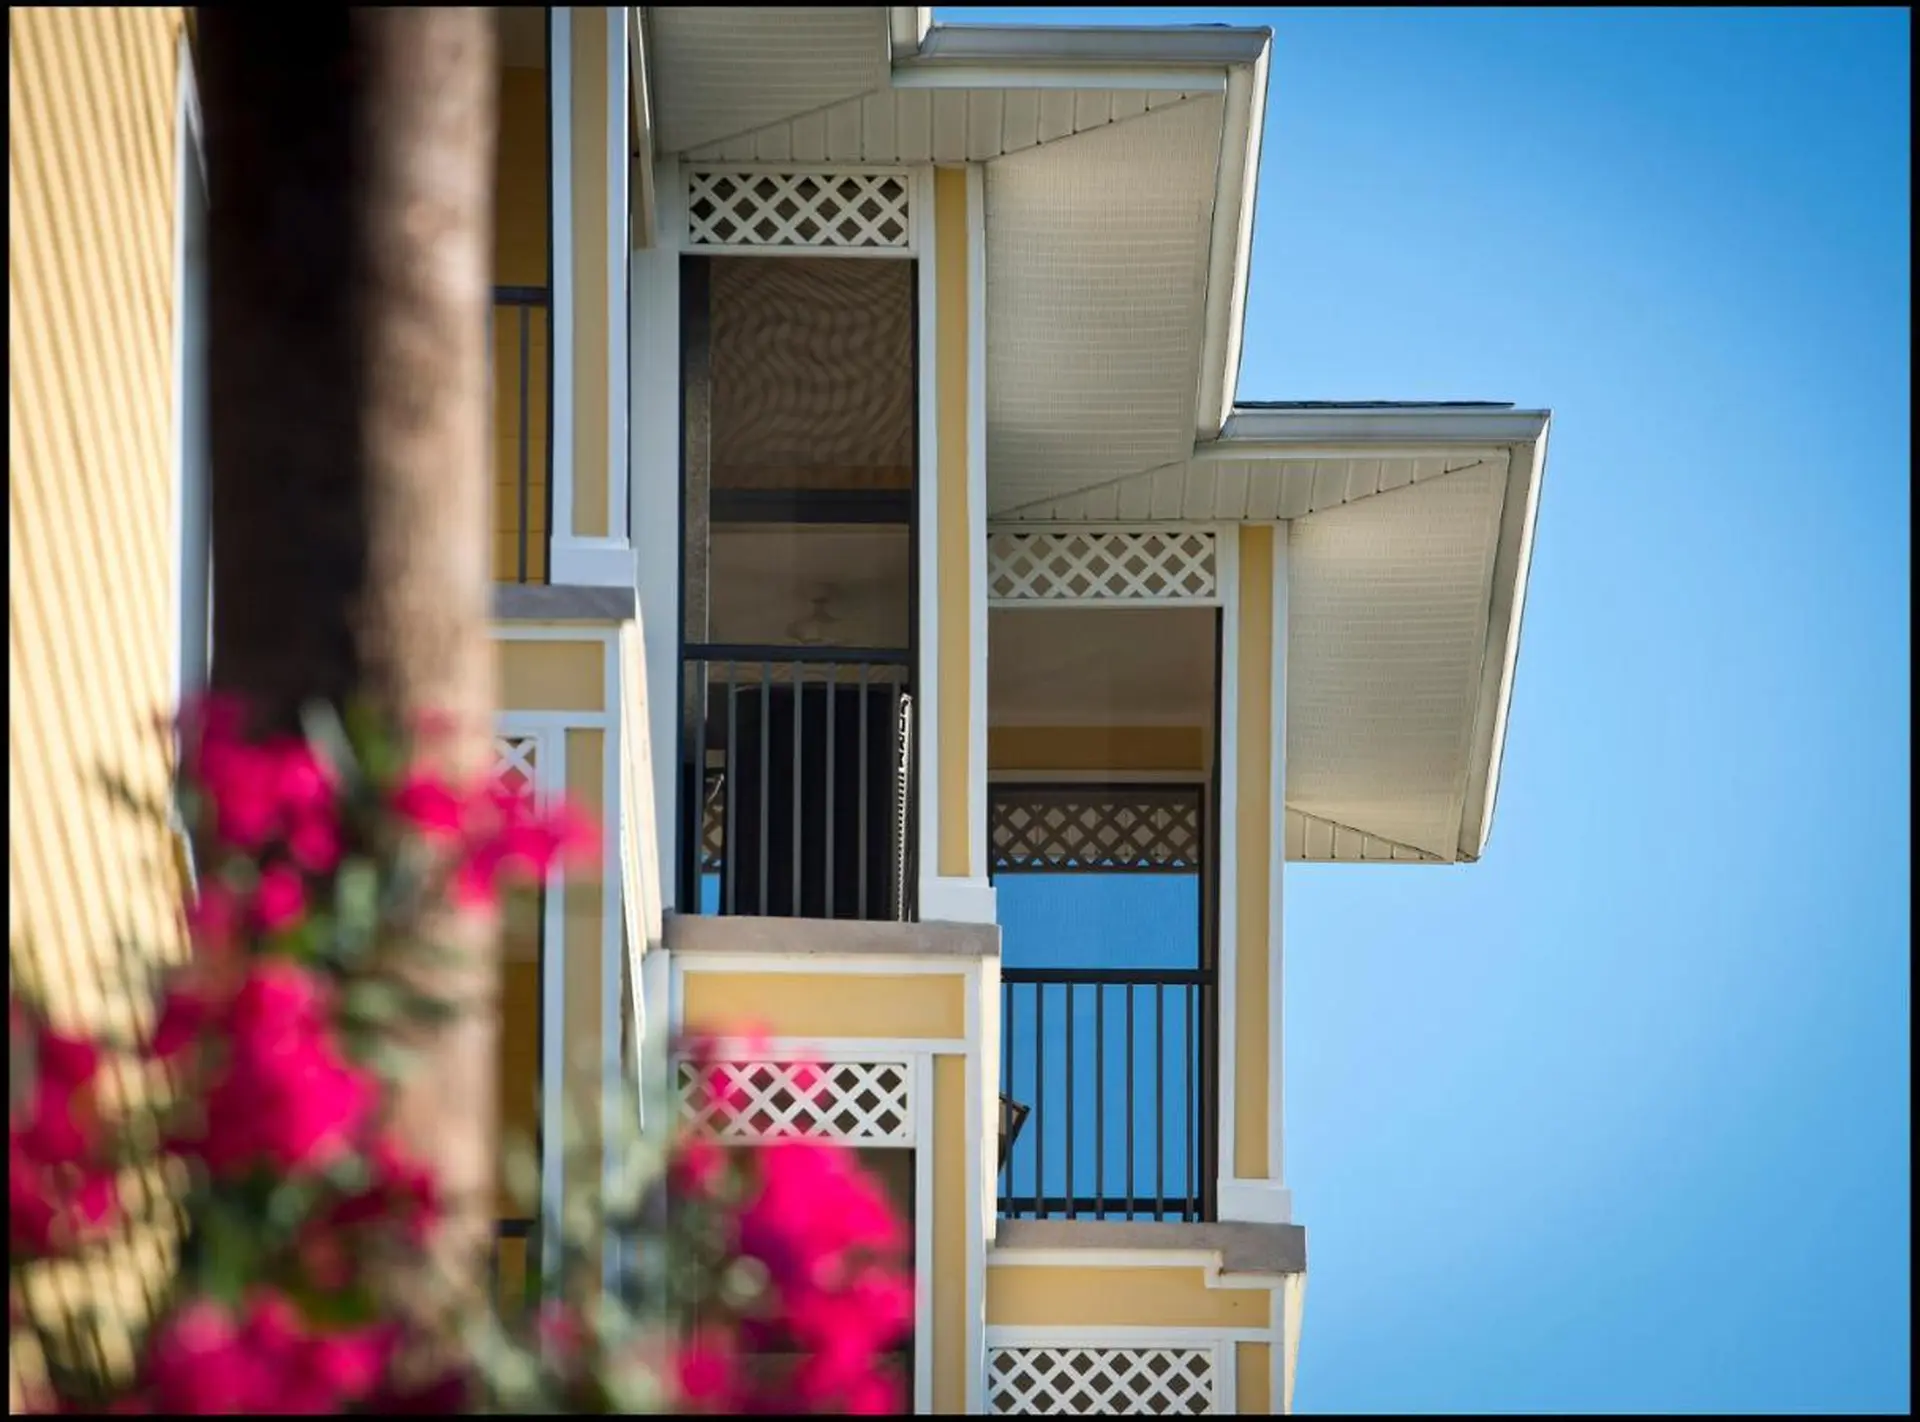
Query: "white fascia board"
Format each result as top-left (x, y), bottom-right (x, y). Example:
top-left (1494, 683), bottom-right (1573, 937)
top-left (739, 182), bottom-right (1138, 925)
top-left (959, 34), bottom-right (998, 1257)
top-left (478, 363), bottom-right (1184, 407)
top-left (1194, 46), bottom-right (1269, 440)
top-left (1215, 405), bottom-right (1552, 450)
top-left (1456, 415), bottom-right (1551, 861)
top-left (895, 22), bottom-right (1267, 90)
top-left (909, 24), bottom-right (1272, 68)
top-left (629, 8), bottom-right (656, 243)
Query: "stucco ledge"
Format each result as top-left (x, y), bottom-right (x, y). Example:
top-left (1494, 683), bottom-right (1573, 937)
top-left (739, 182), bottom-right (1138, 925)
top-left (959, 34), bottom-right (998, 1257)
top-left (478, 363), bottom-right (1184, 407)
top-left (663, 912), bottom-right (1000, 961)
top-left (990, 1218), bottom-right (1306, 1277)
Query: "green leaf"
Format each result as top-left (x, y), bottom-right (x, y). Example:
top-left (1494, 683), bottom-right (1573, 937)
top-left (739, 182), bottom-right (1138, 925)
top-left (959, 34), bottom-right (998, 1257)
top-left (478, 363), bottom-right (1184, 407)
top-left (342, 978), bottom-right (404, 1029)
top-left (298, 699), bottom-right (362, 787)
top-left (333, 859), bottom-right (381, 962)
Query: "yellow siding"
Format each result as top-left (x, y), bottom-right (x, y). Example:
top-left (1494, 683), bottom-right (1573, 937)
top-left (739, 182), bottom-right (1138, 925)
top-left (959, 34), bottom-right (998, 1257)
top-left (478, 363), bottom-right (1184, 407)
top-left (680, 971), bottom-right (966, 1041)
top-left (562, 727), bottom-right (606, 1123)
top-left (498, 637), bottom-right (606, 712)
top-left (988, 1263), bottom-right (1272, 1331)
top-left (1234, 527), bottom-right (1273, 1178)
top-left (932, 1055), bottom-right (968, 1413)
top-left (1236, 1342), bottom-right (1272, 1414)
top-left (934, 167), bottom-right (972, 878)
top-left (492, 64), bottom-right (550, 582)
top-left (569, 7), bottom-right (609, 540)
top-left (8, 6), bottom-right (190, 1399)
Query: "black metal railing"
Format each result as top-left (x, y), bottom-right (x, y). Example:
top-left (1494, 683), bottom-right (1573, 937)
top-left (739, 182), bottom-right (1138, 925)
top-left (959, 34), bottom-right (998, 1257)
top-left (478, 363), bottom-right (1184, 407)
top-left (492, 285), bottom-right (547, 584)
top-left (997, 966), bottom-right (1215, 1222)
top-left (682, 645), bottom-right (915, 922)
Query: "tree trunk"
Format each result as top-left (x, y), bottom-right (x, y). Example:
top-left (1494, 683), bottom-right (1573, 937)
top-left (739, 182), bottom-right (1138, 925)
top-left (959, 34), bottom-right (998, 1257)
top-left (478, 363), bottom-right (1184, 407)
top-left (197, 5), bottom-right (499, 1346)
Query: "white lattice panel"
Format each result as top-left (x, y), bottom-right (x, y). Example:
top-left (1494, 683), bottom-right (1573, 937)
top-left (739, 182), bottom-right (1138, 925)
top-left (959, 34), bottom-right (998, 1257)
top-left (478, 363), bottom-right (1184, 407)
top-left (678, 1059), bottom-right (913, 1145)
top-left (988, 1346), bottom-right (1219, 1415)
top-left (989, 530), bottom-right (1218, 604)
top-left (685, 169), bottom-right (911, 250)
top-left (492, 735), bottom-right (539, 799)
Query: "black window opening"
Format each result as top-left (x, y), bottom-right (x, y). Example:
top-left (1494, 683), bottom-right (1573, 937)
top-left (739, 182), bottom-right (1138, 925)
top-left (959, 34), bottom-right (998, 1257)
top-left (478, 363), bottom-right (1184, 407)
top-left (991, 784), bottom-right (1219, 1223)
top-left (676, 254), bottom-right (920, 921)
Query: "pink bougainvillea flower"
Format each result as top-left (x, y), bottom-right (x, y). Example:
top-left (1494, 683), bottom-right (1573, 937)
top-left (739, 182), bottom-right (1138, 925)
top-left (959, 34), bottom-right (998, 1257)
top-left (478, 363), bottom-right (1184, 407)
top-left (329, 1133), bottom-right (441, 1249)
top-left (145, 1298), bottom-right (252, 1414)
top-left (390, 770), bottom-right (466, 844)
top-left (15, 1026), bottom-right (100, 1162)
top-left (6, 1012), bottom-right (121, 1256)
top-left (300, 1319), bottom-right (394, 1404)
top-left (146, 1291), bottom-right (394, 1415)
top-left (183, 880), bottom-right (242, 957)
top-left (673, 1331), bottom-right (740, 1414)
top-left (286, 812), bottom-right (343, 875)
top-left (266, 740), bottom-right (336, 819)
top-left (252, 863), bottom-right (308, 934)
top-left (191, 962), bottom-right (376, 1176)
top-left (202, 742), bottom-right (283, 852)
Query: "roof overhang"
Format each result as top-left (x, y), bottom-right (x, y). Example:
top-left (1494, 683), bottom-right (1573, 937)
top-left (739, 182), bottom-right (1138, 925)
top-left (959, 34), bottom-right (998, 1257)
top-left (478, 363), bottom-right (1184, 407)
top-left (640, 10), bottom-right (1271, 503)
top-left (1249, 405), bottom-right (1548, 865)
top-left (992, 404), bottom-right (1549, 865)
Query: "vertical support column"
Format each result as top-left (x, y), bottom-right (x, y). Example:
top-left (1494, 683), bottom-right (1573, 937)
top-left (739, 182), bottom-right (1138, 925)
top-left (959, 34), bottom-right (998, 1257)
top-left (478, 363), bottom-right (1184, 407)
top-left (1267, 524), bottom-right (1289, 1193)
top-left (1217, 524), bottom-right (1293, 1225)
top-left (550, 6), bottom-right (634, 587)
top-left (632, 155), bottom-right (682, 908)
top-left (918, 164), bottom-right (995, 926)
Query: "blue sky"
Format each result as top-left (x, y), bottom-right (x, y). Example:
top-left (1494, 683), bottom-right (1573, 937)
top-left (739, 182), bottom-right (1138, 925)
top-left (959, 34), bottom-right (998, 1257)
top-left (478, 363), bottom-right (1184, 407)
top-left (952, 6), bottom-right (1911, 1413)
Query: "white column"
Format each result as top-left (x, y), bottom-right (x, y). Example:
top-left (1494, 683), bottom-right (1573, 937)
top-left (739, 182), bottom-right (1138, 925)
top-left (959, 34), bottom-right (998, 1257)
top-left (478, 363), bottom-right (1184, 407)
top-left (632, 155), bottom-right (681, 909)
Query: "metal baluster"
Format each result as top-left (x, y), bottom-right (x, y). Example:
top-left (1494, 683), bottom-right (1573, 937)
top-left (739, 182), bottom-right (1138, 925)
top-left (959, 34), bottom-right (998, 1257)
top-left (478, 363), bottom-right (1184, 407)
top-left (1155, 985), bottom-right (1166, 1219)
top-left (1125, 982), bottom-right (1135, 1219)
top-left (724, 663), bottom-right (737, 916)
top-left (791, 661), bottom-right (803, 918)
top-left (1064, 982), bottom-right (1075, 1219)
top-left (1095, 984), bottom-right (1106, 1220)
top-left (1185, 982), bottom-right (1196, 1220)
top-left (857, 664), bottom-right (869, 920)
top-left (1001, 979), bottom-right (1014, 1207)
top-left (825, 665), bottom-right (837, 920)
top-left (1035, 984), bottom-right (1046, 1220)
top-left (758, 662), bottom-right (770, 915)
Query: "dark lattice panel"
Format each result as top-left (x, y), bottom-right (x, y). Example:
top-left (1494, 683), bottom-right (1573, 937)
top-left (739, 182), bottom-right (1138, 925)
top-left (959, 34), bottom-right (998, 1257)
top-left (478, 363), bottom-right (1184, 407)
top-left (990, 787), bottom-right (1204, 873)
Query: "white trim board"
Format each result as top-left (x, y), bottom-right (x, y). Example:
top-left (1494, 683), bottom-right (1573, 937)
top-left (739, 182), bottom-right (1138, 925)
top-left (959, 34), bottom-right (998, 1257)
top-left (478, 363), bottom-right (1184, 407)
top-left (548, 8), bottom-right (576, 549)
top-left (913, 161), bottom-right (941, 922)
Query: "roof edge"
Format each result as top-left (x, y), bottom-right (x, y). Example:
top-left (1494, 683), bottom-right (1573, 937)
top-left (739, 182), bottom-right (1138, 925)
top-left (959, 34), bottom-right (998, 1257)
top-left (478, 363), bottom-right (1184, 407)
top-left (907, 23), bottom-right (1272, 69)
top-left (1457, 416), bottom-right (1551, 861)
top-left (1217, 403), bottom-right (1551, 448)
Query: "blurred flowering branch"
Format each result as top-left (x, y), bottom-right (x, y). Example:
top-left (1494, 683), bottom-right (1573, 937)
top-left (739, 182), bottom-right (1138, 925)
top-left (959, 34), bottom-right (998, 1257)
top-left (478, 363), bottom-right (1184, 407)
top-left (8, 697), bottom-right (911, 1414)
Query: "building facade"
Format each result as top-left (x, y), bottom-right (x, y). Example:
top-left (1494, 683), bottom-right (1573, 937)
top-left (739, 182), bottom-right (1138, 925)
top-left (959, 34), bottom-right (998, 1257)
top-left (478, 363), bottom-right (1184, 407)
top-left (8, 7), bottom-right (1549, 1414)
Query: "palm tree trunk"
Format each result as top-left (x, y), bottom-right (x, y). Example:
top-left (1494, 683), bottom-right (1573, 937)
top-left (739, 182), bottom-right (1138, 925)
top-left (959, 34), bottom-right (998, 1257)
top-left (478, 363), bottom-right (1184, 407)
top-left (197, 5), bottom-right (499, 1345)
